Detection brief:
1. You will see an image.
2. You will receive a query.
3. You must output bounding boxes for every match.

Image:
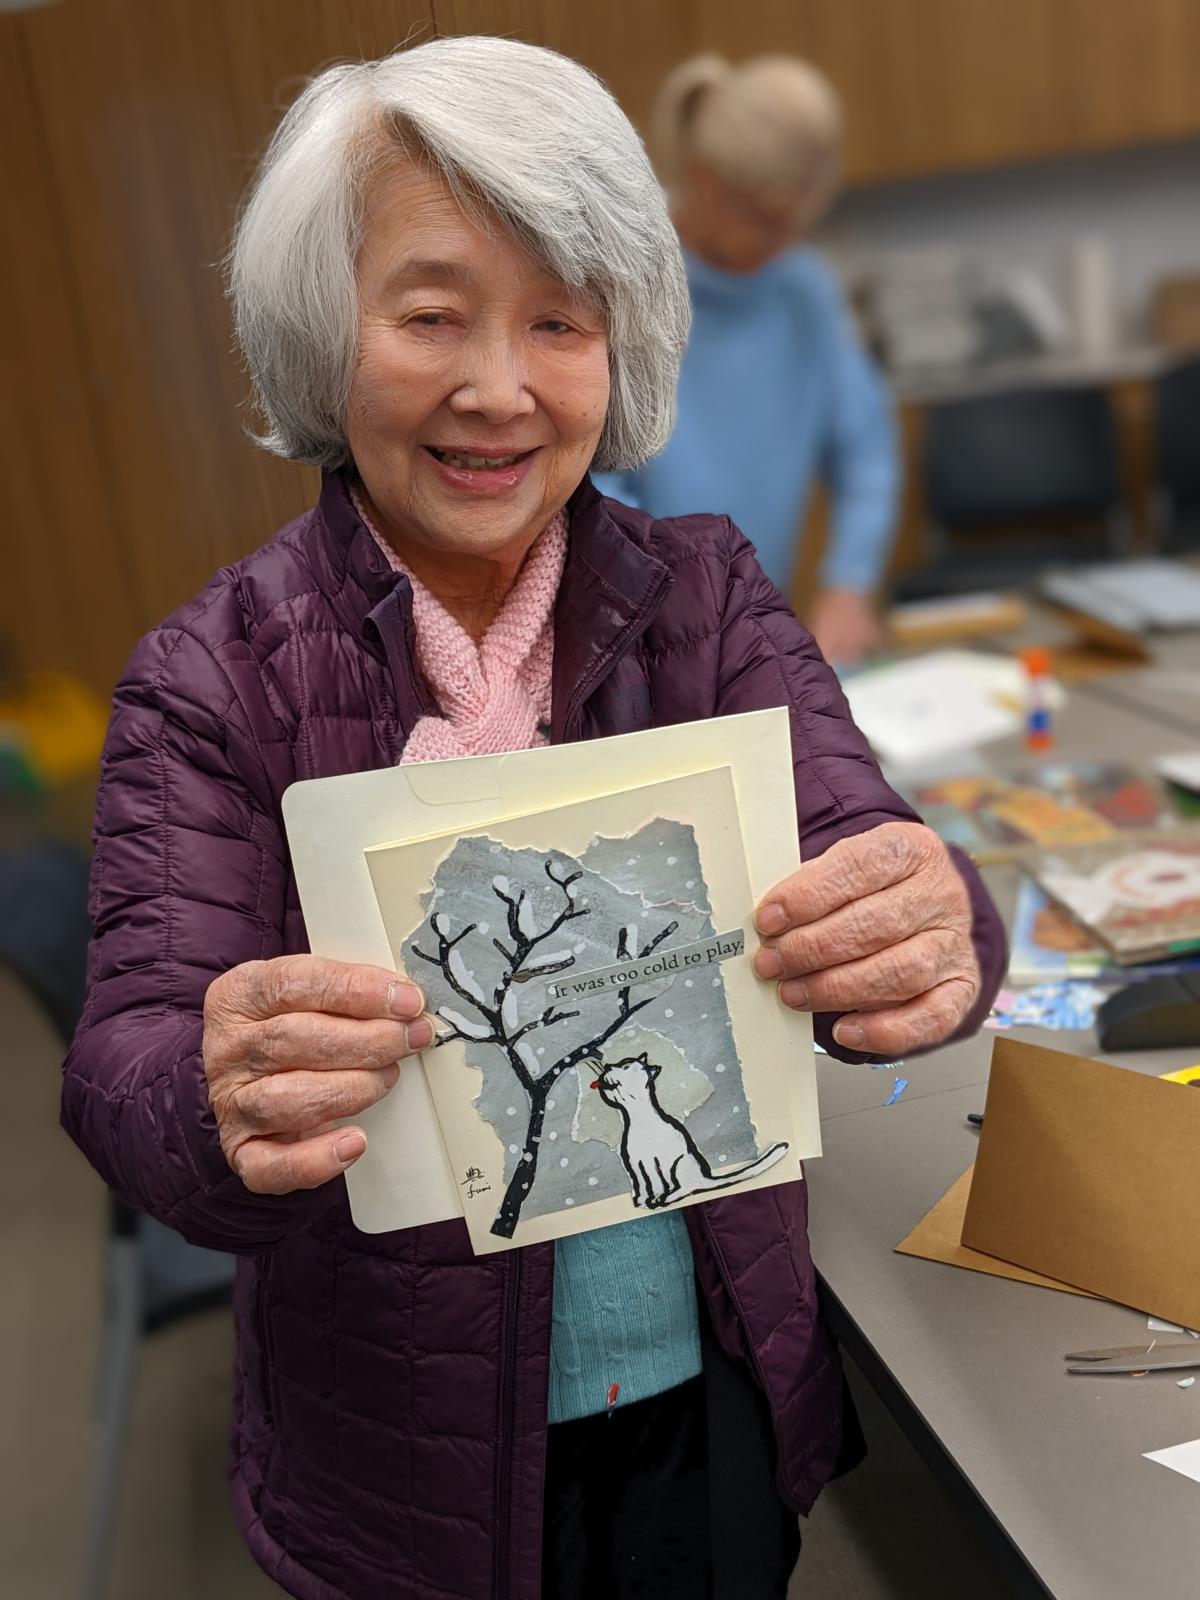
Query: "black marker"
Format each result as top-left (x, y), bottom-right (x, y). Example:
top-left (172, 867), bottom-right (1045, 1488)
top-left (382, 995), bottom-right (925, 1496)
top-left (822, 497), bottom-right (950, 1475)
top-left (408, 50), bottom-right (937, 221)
top-left (967, 1112), bottom-right (984, 1128)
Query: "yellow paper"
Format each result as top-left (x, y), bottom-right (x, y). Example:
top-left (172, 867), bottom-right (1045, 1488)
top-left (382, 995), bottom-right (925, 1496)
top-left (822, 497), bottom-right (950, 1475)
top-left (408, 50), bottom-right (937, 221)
top-left (282, 708), bottom-right (812, 1233)
top-left (1160, 1065), bottom-right (1200, 1085)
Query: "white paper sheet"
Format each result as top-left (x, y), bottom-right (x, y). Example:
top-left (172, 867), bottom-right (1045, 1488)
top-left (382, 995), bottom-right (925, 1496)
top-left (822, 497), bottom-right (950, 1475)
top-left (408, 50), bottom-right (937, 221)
top-left (1144, 1439), bottom-right (1200, 1486)
top-left (842, 650), bottom-right (1063, 769)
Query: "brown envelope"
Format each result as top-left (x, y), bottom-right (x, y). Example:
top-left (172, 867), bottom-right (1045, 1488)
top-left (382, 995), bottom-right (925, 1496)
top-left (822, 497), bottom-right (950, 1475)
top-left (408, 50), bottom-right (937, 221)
top-left (960, 1038), bottom-right (1200, 1329)
top-left (896, 1165), bottom-right (1097, 1298)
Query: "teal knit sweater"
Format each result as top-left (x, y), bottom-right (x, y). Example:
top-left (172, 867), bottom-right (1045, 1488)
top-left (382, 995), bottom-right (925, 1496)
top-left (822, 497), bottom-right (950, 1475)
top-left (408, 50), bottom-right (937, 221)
top-left (548, 1213), bottom-right (701, 1424)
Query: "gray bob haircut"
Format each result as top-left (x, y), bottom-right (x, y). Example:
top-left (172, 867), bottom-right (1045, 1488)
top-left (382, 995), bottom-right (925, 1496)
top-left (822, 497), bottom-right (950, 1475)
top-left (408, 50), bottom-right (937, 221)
top-left (229, 35), bottom-right (690, 472)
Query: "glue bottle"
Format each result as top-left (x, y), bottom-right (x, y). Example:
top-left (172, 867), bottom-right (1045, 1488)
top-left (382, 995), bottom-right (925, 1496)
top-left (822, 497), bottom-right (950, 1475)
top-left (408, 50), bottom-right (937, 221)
top-left (1020, 646), bottom-right (1054, 753)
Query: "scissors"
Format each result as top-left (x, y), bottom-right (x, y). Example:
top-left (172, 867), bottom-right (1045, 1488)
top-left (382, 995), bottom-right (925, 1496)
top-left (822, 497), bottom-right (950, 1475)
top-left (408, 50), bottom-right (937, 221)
top-left (1065, 1343), bottom-right (1200, 1375)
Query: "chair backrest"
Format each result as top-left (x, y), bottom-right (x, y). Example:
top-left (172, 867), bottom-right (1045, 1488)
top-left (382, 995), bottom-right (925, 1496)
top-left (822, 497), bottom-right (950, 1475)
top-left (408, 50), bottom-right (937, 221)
top-left (0, 839), bottom-right (235, 1325)
top-left (924, 385), bottom-right (1122, 532)
top-left (0, 840), bottom-right (92, 1042)
top-left (1156, 356), bottom-right (1200, 522)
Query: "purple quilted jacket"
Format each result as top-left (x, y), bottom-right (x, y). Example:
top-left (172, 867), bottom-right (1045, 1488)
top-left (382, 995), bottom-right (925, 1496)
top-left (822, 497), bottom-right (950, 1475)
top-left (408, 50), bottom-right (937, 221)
top-left (62, 471), bottom-right (1004, 1600)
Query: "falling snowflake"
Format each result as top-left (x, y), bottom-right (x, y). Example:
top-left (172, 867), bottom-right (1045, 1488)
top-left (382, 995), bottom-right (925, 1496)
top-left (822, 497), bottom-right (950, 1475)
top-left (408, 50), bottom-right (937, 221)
top-left (508, 1144), bottom-right (518, 1154)
top-left (548, 1131), bottom-right (558, 1141)
top-left (731, 1106), bottom-right (742, 1115)
top-left (559, 1157), bottom-right (569, 1169)
top-left (626, 857), bottom-right (636, 865)
top-left (664, 1009), bottom-right (674, 1018)
top-left (686, 880), bottom-right (695, 890)
top-left (715, 1063), bottom-right (726, 1073)
top-left (712, 978), bottom-right (721, 987)
top-left (588, 1176), bottom-right (599, 1187)
top-left (684, 979), bottom-right (694, 988)
top-left (718, 1153), bottom-right (727, 1163)
top-left (667, 856), bottom-right (677, 865)
top-left (547, 1098), bottom-right (556, 1110)
top-left (564, 1197), bottom-right (575, 1206)
top-left (506, 1106), bottom-right (517, 1116)
top-left (490, 843), bottom-right (502, 853)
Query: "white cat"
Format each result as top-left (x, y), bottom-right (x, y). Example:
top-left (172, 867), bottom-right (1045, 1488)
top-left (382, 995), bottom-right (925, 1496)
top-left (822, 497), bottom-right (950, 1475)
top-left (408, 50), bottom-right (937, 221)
top-left (590, 1052), bottom-right (788, 1209)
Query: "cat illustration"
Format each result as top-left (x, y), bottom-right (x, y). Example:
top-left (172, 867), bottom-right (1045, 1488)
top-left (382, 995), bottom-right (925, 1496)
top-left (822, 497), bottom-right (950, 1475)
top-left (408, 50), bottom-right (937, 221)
top-left (589, 1052), bottom-right (788, 1209)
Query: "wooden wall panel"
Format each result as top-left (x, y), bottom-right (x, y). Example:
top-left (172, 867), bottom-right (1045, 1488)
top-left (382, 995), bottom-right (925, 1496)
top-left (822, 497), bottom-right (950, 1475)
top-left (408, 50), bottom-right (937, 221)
top-left (1054, 0), bottom-right (1200, 155)
top-left (0, 19), bottom-right (143, 692)
top-left (6, 0), bottom-right (433, 691)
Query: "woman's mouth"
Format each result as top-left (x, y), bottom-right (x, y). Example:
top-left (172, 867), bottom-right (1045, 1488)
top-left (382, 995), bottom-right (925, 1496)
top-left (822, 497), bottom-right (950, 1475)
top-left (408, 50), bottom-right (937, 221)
top-left (422, 445), bottom-right (538, 495)
top-left (427, 447), bottom-right (528, 470)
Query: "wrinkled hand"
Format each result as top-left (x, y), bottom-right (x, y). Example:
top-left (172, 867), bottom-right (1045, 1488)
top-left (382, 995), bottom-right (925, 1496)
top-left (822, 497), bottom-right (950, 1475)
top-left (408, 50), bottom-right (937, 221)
top-left (753, 822), bottom-right (980, 1058)
top-left (806, 587), bottom-right (879, 669)
top-left (202, 956), bottom-right (433, 1194)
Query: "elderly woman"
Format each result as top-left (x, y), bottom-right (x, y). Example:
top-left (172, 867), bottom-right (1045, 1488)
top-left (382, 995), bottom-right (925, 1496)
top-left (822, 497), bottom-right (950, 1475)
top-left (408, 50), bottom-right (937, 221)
top-left (62, 36), bottom-right (1003, 1600)
top-left (595, 54), bottom-right (898, 667)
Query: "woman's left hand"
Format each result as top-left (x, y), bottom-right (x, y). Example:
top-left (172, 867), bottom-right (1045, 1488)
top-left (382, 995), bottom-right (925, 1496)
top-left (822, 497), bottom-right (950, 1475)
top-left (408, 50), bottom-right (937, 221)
top-left (753, 821), bottom-right (980, 1058)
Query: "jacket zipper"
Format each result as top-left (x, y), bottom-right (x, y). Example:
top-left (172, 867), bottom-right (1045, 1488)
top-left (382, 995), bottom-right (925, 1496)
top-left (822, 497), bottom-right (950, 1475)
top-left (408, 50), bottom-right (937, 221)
top-left (560, 571), bottom-right (672, 739)
top-left (494, 1252), bottom-right (522, 1598)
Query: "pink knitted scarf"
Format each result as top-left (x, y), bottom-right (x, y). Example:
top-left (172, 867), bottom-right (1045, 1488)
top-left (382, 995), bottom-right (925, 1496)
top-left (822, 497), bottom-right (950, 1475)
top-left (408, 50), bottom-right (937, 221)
top-left (353, 490), bottom-right (568, 763)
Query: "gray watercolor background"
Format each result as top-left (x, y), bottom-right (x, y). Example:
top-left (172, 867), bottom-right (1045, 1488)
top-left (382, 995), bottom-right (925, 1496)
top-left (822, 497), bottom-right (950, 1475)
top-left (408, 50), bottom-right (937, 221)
top-left (404, 818), bottom-right (758, 1220)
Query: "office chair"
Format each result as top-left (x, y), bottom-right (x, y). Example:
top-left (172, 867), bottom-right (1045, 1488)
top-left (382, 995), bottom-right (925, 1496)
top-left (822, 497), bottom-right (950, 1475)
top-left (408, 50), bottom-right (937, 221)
top-left (0, 840), bottom-right (234, 1600)
top-left (892, 384), bottom-right (1129, 600)
top-left (1155, 357), bottom-right (1200, 552)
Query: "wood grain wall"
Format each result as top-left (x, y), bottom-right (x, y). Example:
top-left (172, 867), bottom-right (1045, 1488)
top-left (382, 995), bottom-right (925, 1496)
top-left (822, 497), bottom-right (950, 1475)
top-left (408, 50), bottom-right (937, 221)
top-left (4, 1), bottom-right (1198, 691)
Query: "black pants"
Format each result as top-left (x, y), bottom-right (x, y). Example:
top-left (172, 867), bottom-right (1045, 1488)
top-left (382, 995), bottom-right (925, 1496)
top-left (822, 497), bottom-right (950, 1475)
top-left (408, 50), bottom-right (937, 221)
top-left (541, 1312), bottom-right (802, 1599)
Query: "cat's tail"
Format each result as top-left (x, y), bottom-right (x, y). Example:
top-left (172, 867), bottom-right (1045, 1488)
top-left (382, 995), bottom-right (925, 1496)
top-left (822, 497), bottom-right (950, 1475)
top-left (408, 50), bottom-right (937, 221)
top-left (694, 1142), bottom-right (790, 1194)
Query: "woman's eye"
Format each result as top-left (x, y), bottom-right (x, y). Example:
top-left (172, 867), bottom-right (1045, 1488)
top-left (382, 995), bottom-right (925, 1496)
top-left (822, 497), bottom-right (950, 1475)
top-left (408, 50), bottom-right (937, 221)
top-left (537, 319), bottom-right (573, 335)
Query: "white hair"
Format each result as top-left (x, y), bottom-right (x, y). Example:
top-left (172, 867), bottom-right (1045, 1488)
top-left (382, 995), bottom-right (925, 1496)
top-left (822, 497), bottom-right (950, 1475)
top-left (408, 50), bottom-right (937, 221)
top-left (652, 53), bottom-right (842, 201)
top-left (228, 35), bottom-right (689, 472)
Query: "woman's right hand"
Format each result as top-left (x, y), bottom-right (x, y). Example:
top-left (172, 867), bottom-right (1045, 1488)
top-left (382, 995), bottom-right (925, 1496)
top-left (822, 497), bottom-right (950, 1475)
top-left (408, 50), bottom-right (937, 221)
top-left (202, 955), bottom-right (433, 1195)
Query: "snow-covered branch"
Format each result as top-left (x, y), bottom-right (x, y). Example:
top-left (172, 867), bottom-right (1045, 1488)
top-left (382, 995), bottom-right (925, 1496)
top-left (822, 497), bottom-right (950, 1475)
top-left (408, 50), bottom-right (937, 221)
top-left (435, 1006), bottom-right (498, 1046)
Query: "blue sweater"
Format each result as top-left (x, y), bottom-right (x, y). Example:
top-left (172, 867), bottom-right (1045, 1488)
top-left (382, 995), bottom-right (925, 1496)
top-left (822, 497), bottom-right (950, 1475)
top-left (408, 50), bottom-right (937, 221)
top-left (549, 1214), bottom-right (701, 1424)
top-left (595, 246), bottom-right (899, 594)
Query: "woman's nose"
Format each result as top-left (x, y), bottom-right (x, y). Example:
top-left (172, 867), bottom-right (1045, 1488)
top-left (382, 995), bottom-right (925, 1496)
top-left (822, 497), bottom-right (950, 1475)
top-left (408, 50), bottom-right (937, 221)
top-left (449, 335), bottom-right (535, 423)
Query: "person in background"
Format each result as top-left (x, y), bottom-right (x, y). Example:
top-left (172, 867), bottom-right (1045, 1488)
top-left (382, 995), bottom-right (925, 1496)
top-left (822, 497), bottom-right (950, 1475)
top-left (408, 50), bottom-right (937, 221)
top-left (595, 54), bottom-right (898, 668)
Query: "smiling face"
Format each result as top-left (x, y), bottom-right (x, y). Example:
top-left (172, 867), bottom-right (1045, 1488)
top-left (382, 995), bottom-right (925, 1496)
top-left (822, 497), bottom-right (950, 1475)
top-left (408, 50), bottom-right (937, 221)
top-left (344, 158), bottom-right (611, 573)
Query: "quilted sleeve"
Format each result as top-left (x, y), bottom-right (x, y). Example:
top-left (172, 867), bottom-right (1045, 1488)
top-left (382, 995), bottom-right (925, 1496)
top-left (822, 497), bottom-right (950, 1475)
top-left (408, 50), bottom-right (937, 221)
top-left (713, 528), bottom-right (1006, 1058)
top-left (60, 620), bottom-right (338, 1254)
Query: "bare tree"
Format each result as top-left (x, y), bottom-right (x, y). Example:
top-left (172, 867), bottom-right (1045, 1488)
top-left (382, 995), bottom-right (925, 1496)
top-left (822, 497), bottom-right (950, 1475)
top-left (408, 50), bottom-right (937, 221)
top-left (411, 857), bottom-right (678, 1238)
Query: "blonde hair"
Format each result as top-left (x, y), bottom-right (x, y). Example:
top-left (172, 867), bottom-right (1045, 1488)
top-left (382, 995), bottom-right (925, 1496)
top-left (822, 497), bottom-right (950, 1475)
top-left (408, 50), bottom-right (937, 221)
top-left (652, 53), bottom-right (842, 202)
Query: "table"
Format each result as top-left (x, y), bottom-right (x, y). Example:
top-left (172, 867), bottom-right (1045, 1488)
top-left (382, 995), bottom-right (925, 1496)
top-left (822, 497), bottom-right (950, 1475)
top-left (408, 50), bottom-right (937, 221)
top-left (806, 678), bottom-right (1200, 1598)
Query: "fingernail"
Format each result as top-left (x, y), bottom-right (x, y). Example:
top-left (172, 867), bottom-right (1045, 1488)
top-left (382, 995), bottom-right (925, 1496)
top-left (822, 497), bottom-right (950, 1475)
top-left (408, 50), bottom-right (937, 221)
top-left (388, 980), bottom-right (423, 1018)
top-left (406, 1016), bottom-right (434, 1051)
top-left (756, 903), bottom-right (788, 936)
top-left (383, 1063), bottom-right (401, 1089)
top-left (334, 1131), bottom-right (366, 1167)
top-left (754, 947), bottom-right (783, 980)
top-left (780, 978), bottom-right (809, 1009)
top-left (834, 1021), bottom-right (865, 1048)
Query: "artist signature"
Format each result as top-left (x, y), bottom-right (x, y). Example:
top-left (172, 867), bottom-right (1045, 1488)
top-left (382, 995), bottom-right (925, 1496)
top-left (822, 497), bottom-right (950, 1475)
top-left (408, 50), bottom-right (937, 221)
top-left (462, 1167), bottom-right (491, 1199)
